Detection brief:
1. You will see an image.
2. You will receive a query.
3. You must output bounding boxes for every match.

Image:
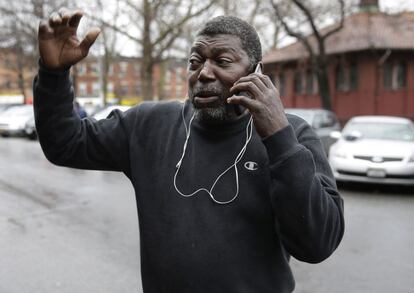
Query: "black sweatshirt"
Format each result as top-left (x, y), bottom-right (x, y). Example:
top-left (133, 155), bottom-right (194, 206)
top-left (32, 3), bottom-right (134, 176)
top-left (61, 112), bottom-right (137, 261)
top-left (33, 65), bottom-right (344, 293)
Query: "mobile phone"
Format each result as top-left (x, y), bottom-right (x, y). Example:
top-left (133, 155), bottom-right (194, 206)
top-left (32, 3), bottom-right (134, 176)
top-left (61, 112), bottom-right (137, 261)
top-left (233, 63), bottom-right (263, 115)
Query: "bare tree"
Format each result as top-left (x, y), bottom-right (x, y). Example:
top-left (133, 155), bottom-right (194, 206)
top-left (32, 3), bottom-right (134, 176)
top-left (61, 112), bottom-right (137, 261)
top-left (86, 0), bottom-right (215, 101)
top-left (271, 0), bottom-right (346, 110)
top-left (0, 0), bottom-right (72, 102)
top-left (213, 0), bottom-right (284, 51)
top-left (95, 0), bottom-right (122, 105)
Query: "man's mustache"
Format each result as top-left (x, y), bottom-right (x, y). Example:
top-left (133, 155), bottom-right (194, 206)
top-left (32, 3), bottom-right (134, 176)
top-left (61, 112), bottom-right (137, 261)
top-left (191, 84), bottom-right (223, 97)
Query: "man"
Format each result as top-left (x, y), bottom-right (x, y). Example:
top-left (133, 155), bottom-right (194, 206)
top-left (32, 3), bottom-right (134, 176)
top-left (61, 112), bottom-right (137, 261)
top-left (34, 9), bottom-right (344, 293)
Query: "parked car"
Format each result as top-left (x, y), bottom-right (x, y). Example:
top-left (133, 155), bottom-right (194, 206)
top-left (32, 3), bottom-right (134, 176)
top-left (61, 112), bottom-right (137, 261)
top-left (329, 115), bottom-right (414, 185)
top-left (92, 105), bottom-right (131, 120)
top-left (24, 116), bottom-right (37, 140)
top-left (0, 105), bottom-right (34, 137)
top-left (285, 108), bottom-right (341, 154)
top-left (0, 103), bottom-right (20, 113)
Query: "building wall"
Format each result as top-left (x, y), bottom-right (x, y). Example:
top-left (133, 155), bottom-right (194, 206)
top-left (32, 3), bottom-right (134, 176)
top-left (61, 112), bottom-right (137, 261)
top-left (0, 50), bottom-right (188, 106)
top-left (73, 57), bottom-right (188, 105)
top-left (265, 50), bottom-right (414, 124)
top-left (0, 49), bottom-right (35, 103)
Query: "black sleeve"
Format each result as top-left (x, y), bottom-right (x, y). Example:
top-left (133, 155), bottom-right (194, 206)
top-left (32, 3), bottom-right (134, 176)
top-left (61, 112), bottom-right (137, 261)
top-left (33, 64), bottom-right (133, 177)
top-left (263, 118), bottom-right (344, 263)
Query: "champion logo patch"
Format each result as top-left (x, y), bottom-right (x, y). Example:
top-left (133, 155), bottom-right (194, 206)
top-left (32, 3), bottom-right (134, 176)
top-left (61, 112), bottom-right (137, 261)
top-left (244, 161), bottom-right (259, 171)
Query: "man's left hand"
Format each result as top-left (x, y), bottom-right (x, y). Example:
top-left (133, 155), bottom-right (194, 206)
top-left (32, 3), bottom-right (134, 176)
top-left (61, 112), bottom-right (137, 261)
top-left (228, 73), bottom-right (289, 138)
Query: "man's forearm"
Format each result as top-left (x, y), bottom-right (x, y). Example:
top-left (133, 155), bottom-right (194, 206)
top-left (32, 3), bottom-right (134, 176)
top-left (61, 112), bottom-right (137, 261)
top-left (264, 125), bottom-right (344, 263)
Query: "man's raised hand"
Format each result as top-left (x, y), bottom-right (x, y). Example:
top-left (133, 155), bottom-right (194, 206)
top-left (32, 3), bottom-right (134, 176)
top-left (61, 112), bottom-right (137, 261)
top-left (38, 8), bottom-right (100, 70)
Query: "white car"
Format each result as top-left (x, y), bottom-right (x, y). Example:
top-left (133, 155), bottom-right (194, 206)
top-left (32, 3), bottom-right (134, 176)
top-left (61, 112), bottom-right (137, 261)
top-left (0, 105), bottom-right (34, 137)
top-left (329, 116), bottom-right (414, 185)
top-left (92, 105), bottom-right (131, 120)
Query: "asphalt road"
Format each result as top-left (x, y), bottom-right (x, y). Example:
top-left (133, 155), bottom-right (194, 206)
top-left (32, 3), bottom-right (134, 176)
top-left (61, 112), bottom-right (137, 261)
top-left (1, 137), bottom-right (413, 293)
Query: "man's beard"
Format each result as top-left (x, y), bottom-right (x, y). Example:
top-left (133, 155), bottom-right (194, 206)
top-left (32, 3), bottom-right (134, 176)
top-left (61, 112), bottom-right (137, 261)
top-left (194, 106), bottom-right (227, 122)
top-left (188, 84), bottom-right (229, 122)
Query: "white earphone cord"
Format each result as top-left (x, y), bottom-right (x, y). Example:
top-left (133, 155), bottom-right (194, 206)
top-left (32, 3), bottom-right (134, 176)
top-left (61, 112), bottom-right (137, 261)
top-left (173, 104), bottom-right (253, 204)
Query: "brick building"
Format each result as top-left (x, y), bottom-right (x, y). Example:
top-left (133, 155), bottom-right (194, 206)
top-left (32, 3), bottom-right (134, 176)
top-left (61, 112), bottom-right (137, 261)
top-left (263, 0), bottom-right (414, 123)
top-left (73, 56), bottom-right (188, 106)
top-left (0, 48), bottom-right (35, 104)
top-left (0, 50), bottom-right (188, 106)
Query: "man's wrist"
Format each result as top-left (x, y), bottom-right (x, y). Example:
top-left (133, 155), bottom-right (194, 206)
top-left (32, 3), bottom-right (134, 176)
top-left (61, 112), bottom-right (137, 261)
top-left (39, 58), bottom-right (72, 74)
top-left (37, 58), bottom-right (72, 94)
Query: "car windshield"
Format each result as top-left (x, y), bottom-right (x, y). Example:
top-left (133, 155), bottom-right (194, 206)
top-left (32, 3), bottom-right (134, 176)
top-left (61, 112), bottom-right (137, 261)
top-left (285, 110), bottom-right (314, 125)
top-left (343, 121), bottom-right (414, 141)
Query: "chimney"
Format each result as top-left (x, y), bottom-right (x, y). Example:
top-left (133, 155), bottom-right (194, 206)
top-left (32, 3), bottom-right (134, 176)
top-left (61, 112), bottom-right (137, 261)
top-left (359, 0), bottom-right (380, 12)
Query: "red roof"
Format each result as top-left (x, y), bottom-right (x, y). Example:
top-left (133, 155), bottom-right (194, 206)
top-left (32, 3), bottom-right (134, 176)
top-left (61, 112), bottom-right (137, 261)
top-left (263, 11), bottom-right (414, 64)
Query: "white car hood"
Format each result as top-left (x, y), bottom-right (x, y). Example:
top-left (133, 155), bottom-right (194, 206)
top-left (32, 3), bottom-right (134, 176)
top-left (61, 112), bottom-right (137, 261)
top-left (336, 139), bottom-right (414, 158)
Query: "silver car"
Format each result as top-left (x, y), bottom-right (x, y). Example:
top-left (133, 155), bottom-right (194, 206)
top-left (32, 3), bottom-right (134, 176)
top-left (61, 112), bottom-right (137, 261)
top-left (329, 116), bottom-right (414, 185)
top-left (0, 104), bottom-right (34, 137)
top-left (285, 108), bottom-right (341, 154)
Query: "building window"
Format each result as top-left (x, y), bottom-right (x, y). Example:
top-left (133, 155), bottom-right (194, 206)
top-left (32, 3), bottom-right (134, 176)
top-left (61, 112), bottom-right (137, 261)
top-left (349, 62), bottom-right (358, 90)
top-left (119, 62), bottom-right (128, 77)
top-left (176, 67), bottom-right (185, 83)
top-left (335, 65), bottom-right (346, 91)
top-left (279, 73), bottom-right (286, 97)
top-left (4, 79), bottom-right (12, 89)
top-left (4, 57), bottom-right (11, 68)
top-left (306, 70), bottom-right (315, 95)
top-left (92, 82), bottom-right (100, 96)
top-left (77, 63), bottom-right (86, 75)
top-left (78, 83), bottom-right (87, 96)
top-left (165, 70), bottom-right (172, 83)
top-left (383, 61), bottom-right (407, 90)
top-left (90, 62), bottom-right (99, 75)
top-left (396, 62), bottom-right (407, 89)
top-left (294, 71), bottom-right (304, 95)
top-left (108, 64), bottom-right (114, 76)
top-left (107, 83), bottom-right (114, 94)
top-left (134, 64), bottom-right (140, 75)
top-left (336, 62), bottom-right (358, 92)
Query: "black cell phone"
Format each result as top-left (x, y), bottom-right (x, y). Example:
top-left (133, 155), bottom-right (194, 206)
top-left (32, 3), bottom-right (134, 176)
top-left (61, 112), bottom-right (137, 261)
top-left (233, 63), bottom-right (262, 115)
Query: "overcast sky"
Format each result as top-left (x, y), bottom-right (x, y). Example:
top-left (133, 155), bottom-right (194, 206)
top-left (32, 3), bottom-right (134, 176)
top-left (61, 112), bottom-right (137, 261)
top-left (382, 0), bottom-right (414, 11)
top-left (85, 0), bottom-right (414, 57)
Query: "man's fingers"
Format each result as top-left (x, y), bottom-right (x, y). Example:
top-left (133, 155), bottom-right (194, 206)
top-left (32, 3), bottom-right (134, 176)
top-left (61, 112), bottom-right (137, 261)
top-left (38, 20), bottom-right (54, 38)
top-left (230, 81), bottom-right (262, 100)
top-left (227, 94), bottom-right (259, 111)
top-left (257, 74), bottom-right (275, 89)
top-left (79, 27), bottom-right (101, 56)
top-left (69, 10), bottom-right (84, 28)
top-left (58, 7), bottom-right (71, 26)
top-left (235, 74), bottom-right (269, 90)
top-left (49, 12), bottom-right (62, 28)
top-left (58, 7), bottom-right (71, 17)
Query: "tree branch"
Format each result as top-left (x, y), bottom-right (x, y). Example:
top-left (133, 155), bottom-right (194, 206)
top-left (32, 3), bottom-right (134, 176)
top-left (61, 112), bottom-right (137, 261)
top-left (291, 0), bottom-right (322, 42)
top-left (86, 12), bottom-right (143, 45)
top-left (321, 0), bottom-right (345, 40)
top-left (153, 0), bottom-right (214, 47)
top-left (270, 1), bottom-right (315, 59)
